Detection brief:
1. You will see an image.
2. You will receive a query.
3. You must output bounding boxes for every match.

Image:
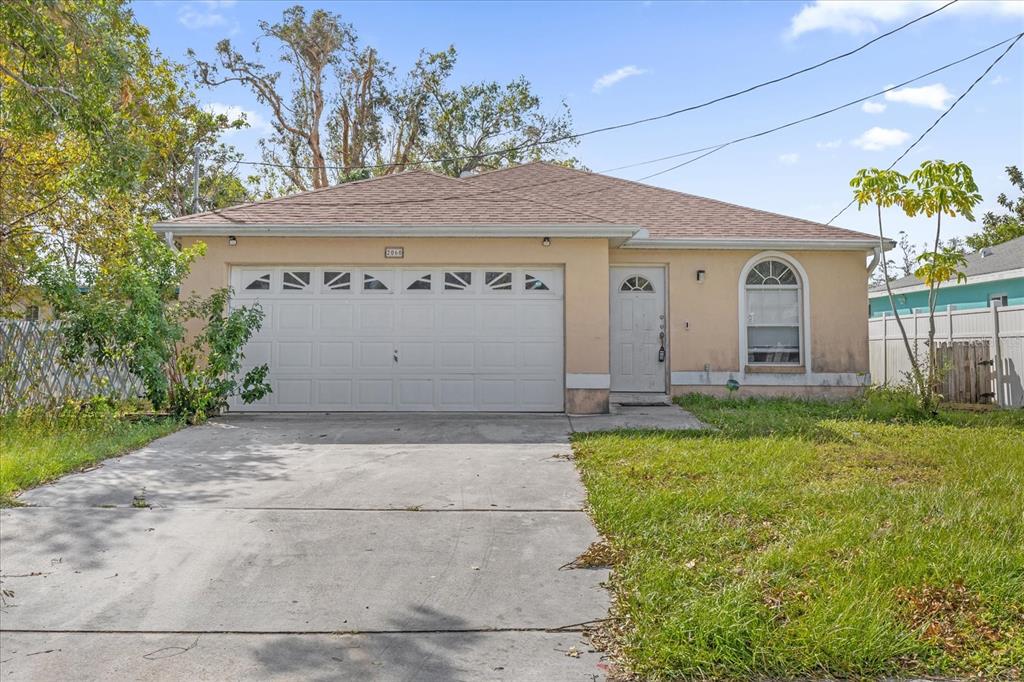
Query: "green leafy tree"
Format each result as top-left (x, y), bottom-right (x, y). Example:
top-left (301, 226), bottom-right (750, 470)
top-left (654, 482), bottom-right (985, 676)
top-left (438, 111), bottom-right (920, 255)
top-left (1, 0), bottom-right (247, 308)
top-left (965, 165), bottom-right (1024, 251)
top-left (36, 224), bottom-right (204, 407)
top-left (851, 168), bottom-right (926, 399)
top-left (191, 5), bottom-right (577, 192)
top-left (422, 76), bottom-right (576, 177)
top-left (191, 6), bottom-right (350, 191)
top-left (37, 226), bottom-right (270, 421)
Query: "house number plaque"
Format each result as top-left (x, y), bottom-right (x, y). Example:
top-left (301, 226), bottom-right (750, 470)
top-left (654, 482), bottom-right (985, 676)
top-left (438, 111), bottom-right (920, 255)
top-left (384, 247), bottom-right (404, 259)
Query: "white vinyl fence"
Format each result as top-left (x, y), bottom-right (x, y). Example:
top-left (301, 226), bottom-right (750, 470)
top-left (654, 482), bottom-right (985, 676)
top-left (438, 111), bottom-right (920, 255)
top-left (868, 303), bottom-right (1024, 408)
top-left (0, 320), bottom-right (143, 412)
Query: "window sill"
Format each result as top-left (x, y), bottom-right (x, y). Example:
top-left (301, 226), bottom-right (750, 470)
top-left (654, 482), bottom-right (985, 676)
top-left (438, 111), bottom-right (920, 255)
top-left (745, 365), bottom-right (805, 375)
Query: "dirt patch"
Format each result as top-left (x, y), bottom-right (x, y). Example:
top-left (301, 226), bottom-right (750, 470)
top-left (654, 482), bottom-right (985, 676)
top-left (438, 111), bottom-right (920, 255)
top-left (895, 581), bottom-right (1005, 656)
top-left (561, 539), bottom-right (622, 570)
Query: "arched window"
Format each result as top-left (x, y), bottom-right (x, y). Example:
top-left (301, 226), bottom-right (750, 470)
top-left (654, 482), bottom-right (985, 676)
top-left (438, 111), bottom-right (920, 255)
top-left (743, 258), bottom-right (802, 365)
top-left (620, 275), bottom-right (654, 292)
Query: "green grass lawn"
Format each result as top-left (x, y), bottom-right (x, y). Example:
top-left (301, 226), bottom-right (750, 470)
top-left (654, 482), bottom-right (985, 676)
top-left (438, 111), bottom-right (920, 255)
top-left (0, 410), bottom-right (179, 506)
top-left (573, 395), bottom-right (1024, 680)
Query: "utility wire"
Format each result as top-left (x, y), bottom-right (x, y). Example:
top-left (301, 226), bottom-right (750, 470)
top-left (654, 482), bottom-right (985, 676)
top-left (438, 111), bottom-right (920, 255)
top-left (824, 31), bottom-right (1023, 226)
top-left (208, 33), bottom-right (1017, 214)
top-left (633, 32), bottom-right (1022, 181)
top-left (232, 0), bottom-right (958, 175)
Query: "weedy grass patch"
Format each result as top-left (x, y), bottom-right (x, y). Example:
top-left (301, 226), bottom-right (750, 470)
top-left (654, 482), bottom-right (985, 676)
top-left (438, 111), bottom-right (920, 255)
top-left (1, 405), bottom-right (179, 505)
top-left (573, 395), bottom-right (1024, 679)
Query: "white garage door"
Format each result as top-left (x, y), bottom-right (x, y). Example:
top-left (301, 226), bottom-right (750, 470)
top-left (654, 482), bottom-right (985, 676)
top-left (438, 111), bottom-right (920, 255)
top-left (229, 266), bottom-right (564, 412)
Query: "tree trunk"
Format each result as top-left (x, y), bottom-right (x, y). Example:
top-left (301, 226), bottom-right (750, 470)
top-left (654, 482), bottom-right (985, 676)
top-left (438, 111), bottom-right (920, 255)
top-left (923, 211), bottom-right (943, 408)
top-left (878, 205), bottom-right (927, 399)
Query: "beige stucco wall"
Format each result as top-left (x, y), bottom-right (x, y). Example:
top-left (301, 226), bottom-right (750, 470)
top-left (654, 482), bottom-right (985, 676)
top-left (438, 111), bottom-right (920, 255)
top-left (178, 235), bottom-right (611, 376)
top-left (179, 236), bottom-right (871, 404)
top-left (608, 248), bottom-right (870, 374)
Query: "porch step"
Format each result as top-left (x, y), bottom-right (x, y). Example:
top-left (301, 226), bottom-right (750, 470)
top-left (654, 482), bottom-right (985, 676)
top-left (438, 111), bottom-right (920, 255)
top-left (609, 392), bottom-right (672, 407)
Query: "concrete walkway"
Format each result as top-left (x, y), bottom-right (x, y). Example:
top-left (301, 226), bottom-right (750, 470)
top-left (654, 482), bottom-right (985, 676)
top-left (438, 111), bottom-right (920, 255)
top-left (0, 406), bottom-right (701, 681)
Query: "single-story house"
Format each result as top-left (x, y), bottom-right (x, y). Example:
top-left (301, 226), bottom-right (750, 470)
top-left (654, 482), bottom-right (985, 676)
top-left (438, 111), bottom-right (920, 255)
top-left (156, 162), bottom-right (883, 414)
top-left (869, 235), bottom-right (1024, 317)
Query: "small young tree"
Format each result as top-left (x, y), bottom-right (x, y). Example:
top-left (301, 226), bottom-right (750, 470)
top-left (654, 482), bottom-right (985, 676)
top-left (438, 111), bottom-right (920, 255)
top-left (905, 160), bottom-right (981, 407)
top-left (851, 168), bottom-right (926, 398)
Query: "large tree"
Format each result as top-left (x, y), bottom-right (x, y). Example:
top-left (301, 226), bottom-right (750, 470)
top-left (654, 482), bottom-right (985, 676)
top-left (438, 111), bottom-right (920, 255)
top-left (965, 165), bottom-right (1024, 251)
top-left (1, 0), bottom-right (246, 307)
top-left (191, 6), bottom-right (576, 193)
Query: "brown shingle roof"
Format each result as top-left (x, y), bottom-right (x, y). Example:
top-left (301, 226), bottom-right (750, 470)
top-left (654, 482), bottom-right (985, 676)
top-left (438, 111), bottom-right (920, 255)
top-left (462, 162), bottom-right (876, 241)
top-left (163, 169), bottom-right (613, 226)
top-left (162, 161), bottom-right (876, 243)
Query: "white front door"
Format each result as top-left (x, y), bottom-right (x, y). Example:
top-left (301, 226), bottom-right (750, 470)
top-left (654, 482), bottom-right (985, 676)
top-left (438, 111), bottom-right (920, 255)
top-left (229, 266), bottom-right (564, 412)
top-left (610, 266), bottom-right (667, 393)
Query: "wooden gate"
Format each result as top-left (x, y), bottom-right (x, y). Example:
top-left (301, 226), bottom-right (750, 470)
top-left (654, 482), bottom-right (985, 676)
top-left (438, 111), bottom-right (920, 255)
top-left (935, 341), bottom-right (994, 404)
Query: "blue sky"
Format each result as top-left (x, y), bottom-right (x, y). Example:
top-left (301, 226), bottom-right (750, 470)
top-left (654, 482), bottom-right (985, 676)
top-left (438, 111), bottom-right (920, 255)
top-left (134, 0), bottom-right (1024, 246)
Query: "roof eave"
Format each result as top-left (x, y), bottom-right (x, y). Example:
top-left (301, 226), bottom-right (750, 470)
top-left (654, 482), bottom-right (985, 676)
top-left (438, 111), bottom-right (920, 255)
top-left (155, 223), bottom-right (641, 240)
top-left (621, 237), bottom-right (881, 251)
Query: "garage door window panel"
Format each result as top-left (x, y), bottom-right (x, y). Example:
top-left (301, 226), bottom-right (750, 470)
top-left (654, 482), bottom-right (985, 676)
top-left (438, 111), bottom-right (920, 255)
top-left (282, 271), bottom-right (311, 291)
top-left (363, 272), bottom-right (392, 292)
top-left (524, 273), bottom-right (549, 291)
top-left (323, 271), bottom-right (352, 291)
top-left (444, 271), bottom-right (473, 291)
top-left (485, 271), bottom-right (513, 291)
top-left (404, 271), bottom-right (433, 292)
top-left (244, 272), bottom-right (272, 291)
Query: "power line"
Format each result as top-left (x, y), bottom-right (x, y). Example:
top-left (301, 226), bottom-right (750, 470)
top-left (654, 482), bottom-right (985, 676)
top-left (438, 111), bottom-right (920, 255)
top-left (633, 32), bottom-right (1022, 181)
top-left (824, 31), bottom-right (1023, 226)
top-left (233, 0), bottom-right (959, 176)
top-left (227, 32), bottom-right (1016, 214)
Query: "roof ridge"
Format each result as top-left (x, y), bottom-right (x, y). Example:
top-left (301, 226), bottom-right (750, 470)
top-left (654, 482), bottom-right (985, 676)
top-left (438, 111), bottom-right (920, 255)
top-left (470, 162), bottom-right (878, 240)
top-left (553, 164), bottom-right (875, 238)
top-left (165, 169), bottom-right (465, 224)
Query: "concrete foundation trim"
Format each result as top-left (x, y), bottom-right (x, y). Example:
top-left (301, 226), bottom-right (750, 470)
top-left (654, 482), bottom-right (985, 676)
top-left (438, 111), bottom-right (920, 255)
top-left (565, 388), bottom-right (610, 414)
top-left (676, 385), bottom-right (864, 400)
top-left (671, 370), bottom-right (870, 388)
top-left (565, 373), bottom-right (611, 389)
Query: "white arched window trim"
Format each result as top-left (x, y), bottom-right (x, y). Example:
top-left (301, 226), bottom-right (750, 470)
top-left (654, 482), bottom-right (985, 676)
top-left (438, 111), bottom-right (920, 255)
top-left (738, 251), bottom-right (811, 374)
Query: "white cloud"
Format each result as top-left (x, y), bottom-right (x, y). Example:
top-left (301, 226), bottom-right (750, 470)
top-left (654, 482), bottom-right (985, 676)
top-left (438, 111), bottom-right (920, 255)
top-left (787, 1), bottom-right (1024, 39)
top-left (204, 103), bottom-right (273, 135)
top-left (851, 126), bottom-right (910, 151)
top-left (816, 139), bottom-right (842, 150)
top-left (592, 65), bottom-right (647, 93)
top-left (178, 1), bottom-right (238, 30)
top-left (778, 152), bottom-right (800, 165)
top-left (884, 83), bottom-right (953, 111)
top-left (990, 75), bottom-right (1009, 86)
top-left (861, 100), bottom-right (887, 114)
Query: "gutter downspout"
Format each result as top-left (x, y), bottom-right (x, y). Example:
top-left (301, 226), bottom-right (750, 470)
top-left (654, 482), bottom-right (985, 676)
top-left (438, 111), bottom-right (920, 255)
top-left (164, 231), bottom-right (176, 251)
top-left (866, 246), bottom-right (881, 278)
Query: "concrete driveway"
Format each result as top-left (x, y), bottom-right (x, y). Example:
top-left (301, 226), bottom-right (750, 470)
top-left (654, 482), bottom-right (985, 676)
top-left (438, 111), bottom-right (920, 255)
top-left (0, 413), bottom-right (618, 681)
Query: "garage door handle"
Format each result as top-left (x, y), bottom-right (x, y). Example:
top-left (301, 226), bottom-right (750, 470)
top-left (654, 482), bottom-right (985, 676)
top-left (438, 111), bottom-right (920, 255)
top-left (393, 350), bottom-right (399, 363)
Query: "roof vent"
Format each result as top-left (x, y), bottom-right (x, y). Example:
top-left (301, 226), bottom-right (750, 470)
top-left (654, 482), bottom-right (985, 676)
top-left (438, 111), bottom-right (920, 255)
top-left (980, 247), bottom-right (993, 258)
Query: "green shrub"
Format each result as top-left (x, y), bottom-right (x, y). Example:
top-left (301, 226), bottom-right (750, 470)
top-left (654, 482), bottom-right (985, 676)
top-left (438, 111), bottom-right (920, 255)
top-left (165, 288), bottom-right (271, 423)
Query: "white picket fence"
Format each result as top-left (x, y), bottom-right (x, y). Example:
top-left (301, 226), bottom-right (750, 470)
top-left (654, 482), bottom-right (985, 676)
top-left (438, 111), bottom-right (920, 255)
top-left (0, 320), bottom-right (144, 412)
top-left (868, 303), bottom-right (1024, 408)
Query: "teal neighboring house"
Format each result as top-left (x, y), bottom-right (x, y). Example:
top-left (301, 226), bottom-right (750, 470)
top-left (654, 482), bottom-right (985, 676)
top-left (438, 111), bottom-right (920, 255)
top-left (869, 235), bottom-right (1024, 317)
